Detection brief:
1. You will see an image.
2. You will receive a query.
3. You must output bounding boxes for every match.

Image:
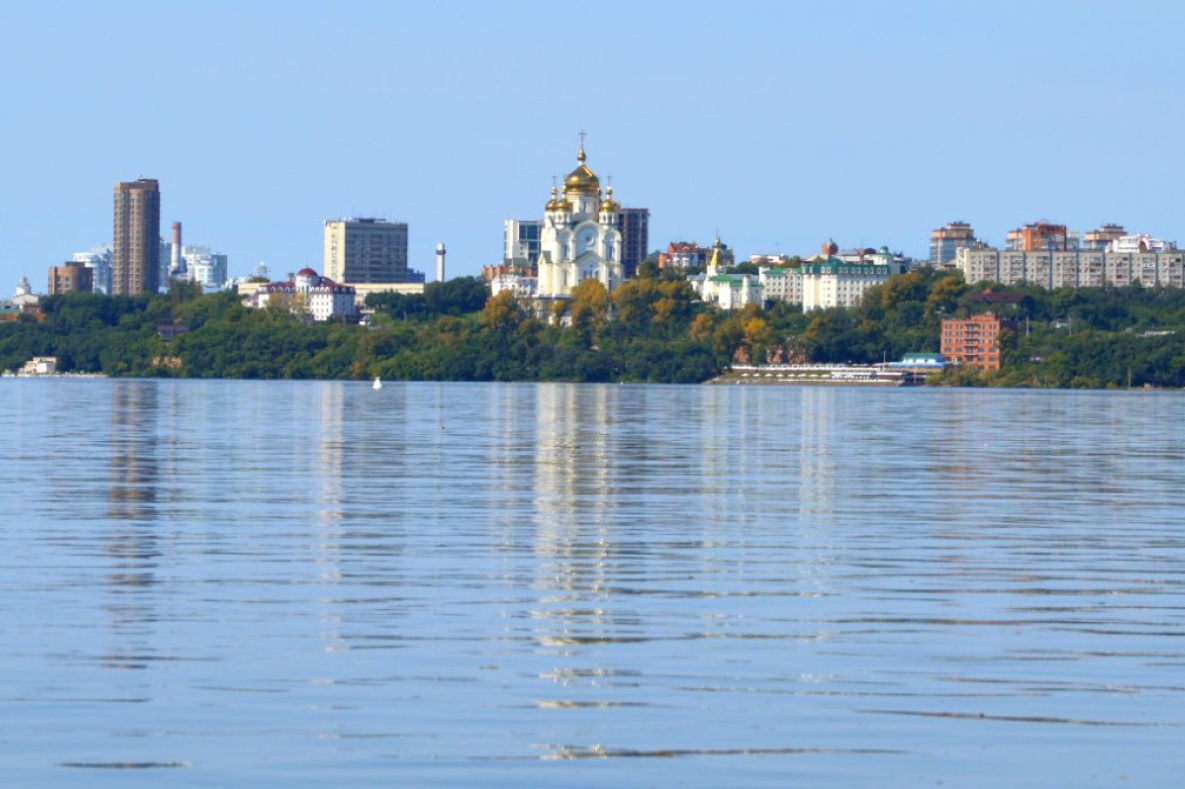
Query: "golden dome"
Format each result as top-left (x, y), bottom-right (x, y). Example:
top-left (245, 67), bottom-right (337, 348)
top-left (545, 186), bottom-right (571, 212)
top-left (563, 147), bottom-right (601, 196)
top-left (600, 184), bottom-right (620, 213)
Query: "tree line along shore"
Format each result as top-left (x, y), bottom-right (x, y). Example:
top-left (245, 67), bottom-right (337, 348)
top-left (3, 267), bottom-right (1185, 389)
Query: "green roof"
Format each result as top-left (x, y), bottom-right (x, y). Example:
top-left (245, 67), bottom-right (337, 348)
top-left (798, 258), bottom-right (892, 275)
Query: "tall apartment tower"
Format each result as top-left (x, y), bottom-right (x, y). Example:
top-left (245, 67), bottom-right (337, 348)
top-left (617, 207), bottom-right (650, 279)
top-left (1006, 222), bottom-right (1075, 251)
top-left (929, 221), bottom-right (978, 266)
top-left (112, 179), bottom-right (161, 295)
top-left (323, 218), bottom-right (409, 283)
top-left (1083, 223), bottom-right (1126, 250)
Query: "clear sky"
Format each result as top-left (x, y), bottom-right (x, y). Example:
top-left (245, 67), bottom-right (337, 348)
top-left (2, 0), bottom-right (1184, 291)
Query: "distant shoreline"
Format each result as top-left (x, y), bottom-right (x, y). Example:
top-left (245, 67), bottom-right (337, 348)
top-left (1, 371), bottom-right (107, 380)
top-left (1, 374), bottom-right (1177, 393)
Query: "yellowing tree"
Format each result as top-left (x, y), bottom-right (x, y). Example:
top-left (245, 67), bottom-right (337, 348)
top-left (743, 317), bottom-right (773, 361)
top-left (569, 279), bottom-right (610, 343)
top-left (480, 291), bottom-right (525, 333)
top-left (611, 278), bottom-right (658, 327)
top-left (690, 312), bottom-right (715, 341)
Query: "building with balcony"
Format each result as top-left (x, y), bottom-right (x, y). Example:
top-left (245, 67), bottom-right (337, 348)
top-left (957, 246), bottom-right (1185, 289)
top-left (930, 221), bottom-right (981, 265)
top-left (1109, 233), bottom-right (1176, 254)
top-left (758, 265), bottom-right (801, 305)
top-left (1005, 221), bottom-right (1078, 251)
top-left (941, 313), bottom-right (1007, 371)
top-left (1083, 224), bottom-right (1126, 250)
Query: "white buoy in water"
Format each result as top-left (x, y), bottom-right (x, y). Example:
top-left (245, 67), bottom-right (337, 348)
top-left (373, 376), bottom-right (383, 390)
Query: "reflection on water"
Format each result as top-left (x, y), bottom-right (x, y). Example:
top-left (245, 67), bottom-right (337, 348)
top-left (105, 383), bottom-right (160, 672)
top-left (2, 380), bottom-right (1184, 787)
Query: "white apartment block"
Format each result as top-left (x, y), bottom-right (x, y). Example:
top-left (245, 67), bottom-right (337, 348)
top-left (957, 247), bottom-right (1185, 289)
top-left (758, 266), bottom-right (802, 305)
top-left (183, 246), bottom-right (229, 289)
top-left (797, 259), bottom-right (903, 311)
top-left (72, 246), bottom-right (113, 294)
top-left (1110, 234), bottom-right (1175, 254)
top-left (503, 219), bottom-right (541, 263)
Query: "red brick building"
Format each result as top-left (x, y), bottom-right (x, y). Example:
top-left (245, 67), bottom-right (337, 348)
top-left (48, 261), bottom-right (94, 295)
top-left (941, 313), bottom-right (1007, 371)
top-left (1006, 222), bottom-right (1071, 251)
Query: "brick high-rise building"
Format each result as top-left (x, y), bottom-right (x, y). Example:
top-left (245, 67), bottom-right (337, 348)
top-left (1005, 222), bottom-right (1076, 252)
top-left (48, 260), bottom-right (95, 295)
top-left (941, 313), bottom-right (1008, 371)
top-left (112, 179), bottom-right (161, 295)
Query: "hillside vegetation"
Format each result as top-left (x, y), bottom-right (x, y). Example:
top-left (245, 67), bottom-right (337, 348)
top-left (3, 270), bottom-right (1185, 388)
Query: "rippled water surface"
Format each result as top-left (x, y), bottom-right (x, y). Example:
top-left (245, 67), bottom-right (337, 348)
top-left (3, 379), bottom-right (1184, 786)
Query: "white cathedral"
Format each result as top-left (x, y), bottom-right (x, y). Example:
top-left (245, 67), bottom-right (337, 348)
top-left (535, 143), bottom-right (625, 299)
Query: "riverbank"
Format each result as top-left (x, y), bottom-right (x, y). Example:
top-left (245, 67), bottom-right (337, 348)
top-left (2, 371), bottom-right (108, 379)
top-left (7, 277), bottom-right (1185, 389)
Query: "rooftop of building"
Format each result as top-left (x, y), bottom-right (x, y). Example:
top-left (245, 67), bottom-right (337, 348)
top-left (968, 289), bottom-right (1031, 305)
top-left (116, 178), bottom-right (159, 190)
top-left (799, 256), bottom-right (896, 273)
top-left (327, 217), bottom-right (407, 226)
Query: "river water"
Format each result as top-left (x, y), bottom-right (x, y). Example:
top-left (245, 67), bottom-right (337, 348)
top-left (2, 379), bottom-right (1183, 786)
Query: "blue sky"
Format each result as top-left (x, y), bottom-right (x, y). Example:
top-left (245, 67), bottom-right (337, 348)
top-left (2, 0), bottom-right (1184, 290)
